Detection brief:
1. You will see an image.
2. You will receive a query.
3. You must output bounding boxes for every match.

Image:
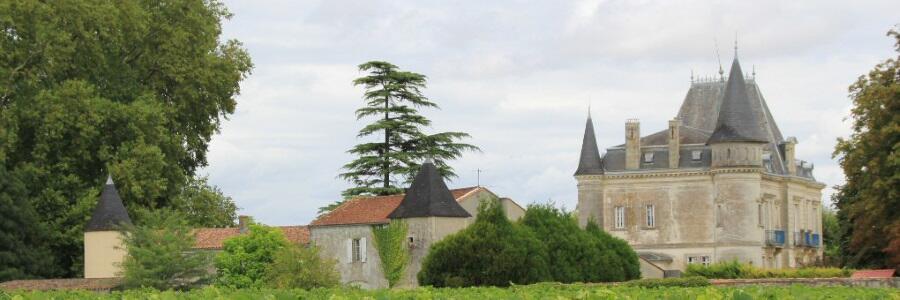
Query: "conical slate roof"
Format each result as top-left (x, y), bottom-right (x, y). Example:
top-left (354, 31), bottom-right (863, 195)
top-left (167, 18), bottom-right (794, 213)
top-left (575, 115), bottom-right (603, 175)
top-left (387, 162), bottom-right (472, 219)
top-left (85, 175), bottom-right (132, 231)
top-left (707, 58), bottom-right (769, 144)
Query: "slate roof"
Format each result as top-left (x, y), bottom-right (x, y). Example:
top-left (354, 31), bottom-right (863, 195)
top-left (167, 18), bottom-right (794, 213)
top-left (312, 187), bottom-right (480, 226)
top-left (592, 55), bottom-right (816, 180)
top-left (85, 176), bottom-right (132, 232)
top-left (575, 115), bottom-right (604, 175)
top-left (387, 162), bottom-right (472, 219)
top-left (193, 226), bottom-right (309, 250)
top-left (707, 58), bottom-right (769, 144)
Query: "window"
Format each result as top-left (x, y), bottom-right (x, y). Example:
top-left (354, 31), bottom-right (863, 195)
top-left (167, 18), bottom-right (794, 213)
top-left (688, 255), bottom-right (711, 266)
top-left (758, 203), bottom-right (764, 227)
top-left (348, 237), bottom-right (366, 263)
top-left (646, 205), bottom-right (655, 228)
top-left (614, 206), bottom-right (625, 229)
top-left (352, 238), bottom-right (361, 262)
top-left (643, 152), bottom-right (654, 163)
top-left (407, 236), bottom-right (415, 248)
top-left (691, 150), bottom-right (702, 161)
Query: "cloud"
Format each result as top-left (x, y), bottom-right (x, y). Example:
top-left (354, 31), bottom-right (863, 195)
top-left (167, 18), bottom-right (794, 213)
top-left (208, 0), bottom-right (900, 225)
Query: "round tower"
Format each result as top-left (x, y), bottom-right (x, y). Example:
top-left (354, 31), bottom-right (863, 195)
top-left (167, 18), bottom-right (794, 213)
top-left (84, 175), bottom-right (132, 278)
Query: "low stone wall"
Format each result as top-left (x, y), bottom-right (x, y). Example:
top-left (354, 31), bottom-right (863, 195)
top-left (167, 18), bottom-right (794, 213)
top-left (710, 277), bottom-right (900, 288)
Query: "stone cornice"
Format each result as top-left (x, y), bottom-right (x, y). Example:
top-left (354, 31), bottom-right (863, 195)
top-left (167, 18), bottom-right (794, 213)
top-left (761, 173), bottom-right (827, 189)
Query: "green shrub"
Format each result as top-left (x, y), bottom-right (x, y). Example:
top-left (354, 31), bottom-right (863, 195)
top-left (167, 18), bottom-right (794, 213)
top-left (120, 209), bottom-right (212, 290)
top-left (684, 260), bottom-right (853, 279)
top-left (623, 276), bottom-right (710, 288)
top-left (214, 222), bottom-right (289, 288)
top-left (585, 220), bottom-right (641, 280)
top-left (265, 244), bottom-right (339, 289)
top-left (520, 204), bottom-right (641, 283)
top-left (418, 200), bottom-right (550, 287)
top-left (372, 220), bottom-right (409, 287)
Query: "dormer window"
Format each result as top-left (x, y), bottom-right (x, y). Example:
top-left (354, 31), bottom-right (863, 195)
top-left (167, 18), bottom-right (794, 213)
top-left (643, 152), bottom-right (654, 163)
top-left (691, 150), bottom-right (702, 161)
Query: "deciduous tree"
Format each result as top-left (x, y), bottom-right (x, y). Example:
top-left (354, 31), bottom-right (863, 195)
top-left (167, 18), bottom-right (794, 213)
top-left (833, 29), bottom-right (900, 269)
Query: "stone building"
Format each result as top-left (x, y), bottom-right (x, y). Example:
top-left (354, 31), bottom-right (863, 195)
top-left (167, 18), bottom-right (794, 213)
top-left (309, 162), bottom-right (525, 289)
top-left (575, 54), bottom-right (825, 272)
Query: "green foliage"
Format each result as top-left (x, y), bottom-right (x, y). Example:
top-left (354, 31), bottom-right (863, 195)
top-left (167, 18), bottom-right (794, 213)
top-left (520, 204), bottom-right (639, 283)
top-left (585, 220), bottom-right (642, 280)
top-left (418, 200), bottom-right (550, 287)
top-left (119, 209), bottom-right (212, 290)
top-left (7, 284), bottom-right (900, 299)
top-left (0, 0), bottom-right (251, 278)
top-left (622, 276), bottom-right (710, 288)
top-left (372, 220), bottom-right (410, 287)
top-left (0, 164), bottom-right (57, 281)
top-left (338, 61), bottom-right (479, 200)
top-left (822, 207), bottom-right (842, 266)
top-left (833, 29), bottom-right (900, 269)
top-left (214, 223), bottom-right (289, 288)
top-left (265, 244), bottom-right (340, 289)
top-left (684, 260), bottom-right (852, 279)
top-left (170, 176), bottom-right (238, 228)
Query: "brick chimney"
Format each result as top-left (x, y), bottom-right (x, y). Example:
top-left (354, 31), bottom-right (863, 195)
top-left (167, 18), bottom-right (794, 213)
top-left (625, 119), bottom-right (641, 170)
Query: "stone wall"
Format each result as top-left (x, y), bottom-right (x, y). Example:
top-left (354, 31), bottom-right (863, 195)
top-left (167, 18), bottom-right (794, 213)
top-left (309, 224), bottom-right (388, 289)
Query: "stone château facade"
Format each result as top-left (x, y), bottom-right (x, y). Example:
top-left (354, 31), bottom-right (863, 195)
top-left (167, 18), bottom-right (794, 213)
top-left (575, 54), bottom-right (825, 272)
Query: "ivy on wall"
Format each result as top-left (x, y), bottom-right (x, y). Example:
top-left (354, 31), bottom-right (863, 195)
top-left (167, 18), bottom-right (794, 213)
top-left (372, 220), bottom-right (409, 287)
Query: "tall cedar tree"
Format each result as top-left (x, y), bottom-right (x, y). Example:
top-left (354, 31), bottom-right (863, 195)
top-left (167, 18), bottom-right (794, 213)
top-left (833, 29), bottom-right (900, 269)
top-left (0, 0), bottom-right (249, 277)
top-left (339, 61), bottom-right (479, 199)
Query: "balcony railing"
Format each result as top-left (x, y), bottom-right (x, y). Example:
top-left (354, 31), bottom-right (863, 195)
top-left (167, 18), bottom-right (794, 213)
top-left (765, 230), bottom-right (785, 247)
top-left (792, 231), bottom-right (821, 248)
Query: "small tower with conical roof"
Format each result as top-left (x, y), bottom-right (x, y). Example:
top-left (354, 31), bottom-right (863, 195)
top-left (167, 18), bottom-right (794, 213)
top-left (574, 114), bottom-right (605, 227)
top-left (84, 175), bottom-right (132, 279)
top-left (388, 161), bottom-right (471, 287)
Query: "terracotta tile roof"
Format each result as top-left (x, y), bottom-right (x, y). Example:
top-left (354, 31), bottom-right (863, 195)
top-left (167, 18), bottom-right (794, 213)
top-left (851, 269), bottom-right (896, 278)
top-left (0, 278), bottom-right (122, 291)
top-left (193, 226), bottom-right (309, 250)
top-left (311, 187), bottom-right (481, 226)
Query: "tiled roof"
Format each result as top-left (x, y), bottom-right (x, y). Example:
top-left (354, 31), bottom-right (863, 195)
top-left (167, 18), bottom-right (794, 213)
top-left (311, 187), bottom-right (480, 226)
top-left (0, 278), bottom-right (122, 291)
top-left (192, 226), bottom-right (309, 250)
top-left (851, 269), bottom-right (896, 278)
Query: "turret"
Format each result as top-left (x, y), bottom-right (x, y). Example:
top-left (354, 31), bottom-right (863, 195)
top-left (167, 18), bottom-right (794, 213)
top-left (707, 56), bottom-right (768, 168)
top-left (625, 119), bottom-right (641, 170)
top-left (575, 114), bottom-right (603, 175)
top-left (84, 175), bottom-right (132, 278)
top-left (575, 114), bottom-right (605, 227)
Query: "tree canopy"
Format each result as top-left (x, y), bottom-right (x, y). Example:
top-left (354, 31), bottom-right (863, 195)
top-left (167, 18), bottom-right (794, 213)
top-left (0, 0), bottom-right (250, 277)
top-left (120, 209), bottom-right (212, 290)
top-left (833, 29), bottom-right (900, 268)
top-left (338, 61), bottom-right (479, 199)
top-left (214, 223), bottom-right (289, 289)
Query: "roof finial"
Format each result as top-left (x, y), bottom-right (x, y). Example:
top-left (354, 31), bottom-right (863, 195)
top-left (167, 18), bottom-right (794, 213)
top-left (752, 64), bottom-right (756, 78)
top-left (588, 97), bottom-right (592, 118)
top-left (690, 69), bottom-right (694, 83)
top-left (106, 174), bottom-right (114, 185)
top-left (734, 33), bottom-right (738, 58)
top-left (714, 38), bottom-right (724, 80)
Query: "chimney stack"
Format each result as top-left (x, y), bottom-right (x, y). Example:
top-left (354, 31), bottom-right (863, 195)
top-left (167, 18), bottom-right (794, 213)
top-left (668, 119), bottom-right (681, 168)
top-left (785, 137), bottom-right (797, 175)
top-left (238, 215), bottom-right (250, 234)
top-left (625, 119), bottom-right (641, 170)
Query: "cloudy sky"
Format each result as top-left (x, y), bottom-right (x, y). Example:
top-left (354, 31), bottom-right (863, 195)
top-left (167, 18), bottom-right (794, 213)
top-left (205, 0), bottom-right (899, 225)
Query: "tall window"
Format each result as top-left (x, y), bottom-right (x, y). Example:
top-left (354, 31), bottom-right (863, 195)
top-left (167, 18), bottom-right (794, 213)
top-left (614, 206), bottom-right (625, 229)
top-left (646, 205), bottom-right (655, 228)
top-left (352, 238), bottom-right (361, 262)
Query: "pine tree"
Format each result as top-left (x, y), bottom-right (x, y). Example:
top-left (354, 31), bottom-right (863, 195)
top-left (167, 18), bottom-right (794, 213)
top-left (339, 61), bottom-right (479, 198)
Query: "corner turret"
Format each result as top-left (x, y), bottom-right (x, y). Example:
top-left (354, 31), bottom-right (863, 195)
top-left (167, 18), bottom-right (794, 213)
top-left (84, 175), bottom-right (132, 278)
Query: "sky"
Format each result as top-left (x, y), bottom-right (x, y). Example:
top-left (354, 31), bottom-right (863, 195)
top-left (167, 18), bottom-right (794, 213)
top-left (205, 0), bottom-right (900, 226)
